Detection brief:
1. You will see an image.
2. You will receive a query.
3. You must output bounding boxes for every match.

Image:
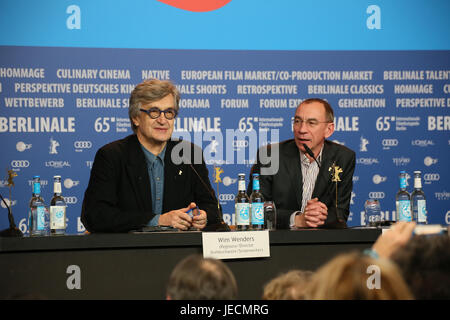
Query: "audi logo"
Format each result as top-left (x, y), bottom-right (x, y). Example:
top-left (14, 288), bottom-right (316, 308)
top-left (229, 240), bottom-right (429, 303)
top-left (424, 173), bottom-right (440, 181)
top-left (232, 140), bottom-right (248, 148)
top-left (74, 141), bottom-right (92, 149)
top-left (382, 139), bottom-right (398, 146)
top-left (11, 160), bottom-right (30, 168)
top-left (368, 192), bottom-right (385, 199)
top-left (219, 194), bottom-right (235, 201)
top-left (64, 196), bottom-right (78, 204)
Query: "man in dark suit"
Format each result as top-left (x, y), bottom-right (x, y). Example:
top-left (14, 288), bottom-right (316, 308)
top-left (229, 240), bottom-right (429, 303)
top-left (248, 98), bottom-right (355, 229)
top-left (81, 79), bottom-right (220, 233)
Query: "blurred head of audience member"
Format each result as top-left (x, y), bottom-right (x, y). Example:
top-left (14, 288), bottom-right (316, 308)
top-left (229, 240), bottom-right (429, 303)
top-left (166, 254), bottom-right (238, 300)
top-left (262, 269), bottom-right (314, 300)
top-left (303, 251), bottom-right (413, 300)
top-left (391, 234), bottom-right (450, 300)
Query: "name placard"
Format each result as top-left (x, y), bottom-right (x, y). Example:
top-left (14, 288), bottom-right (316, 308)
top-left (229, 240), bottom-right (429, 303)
top-left (202, 230), bottom-right (270, 260)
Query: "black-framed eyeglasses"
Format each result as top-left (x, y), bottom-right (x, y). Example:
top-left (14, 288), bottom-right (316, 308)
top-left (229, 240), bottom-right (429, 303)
top-left (293, 117), bottom-right (332, 128)
top-left (140, 107), bottom-right (178, 120)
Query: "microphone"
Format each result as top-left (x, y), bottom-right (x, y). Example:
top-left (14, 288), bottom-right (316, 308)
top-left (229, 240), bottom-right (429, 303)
top-left (301, 143), bottom-right (346, 228)
top-left (0, 193), bottom-right (23, 237)
top-left (302, 143), bottom-right (321, 168)
top-left (189, 164), bottom-right (230, 231)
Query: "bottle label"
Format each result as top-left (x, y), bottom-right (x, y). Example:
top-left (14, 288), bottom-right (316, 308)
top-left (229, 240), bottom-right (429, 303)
top-left (54, 182), bottom-right (62, 194)
top-left (33, 182), bottom-right (41, 194)
top-left (251, 203), bottom-right (264, 225)
top-left (417, 200), bottom-right (427, 223)
top-left (414, 178), bottom-right (422, 189)
top-left (399, 177), bottom-right (407, 189)
top-left (252, 179), bottom-right (260, 191)
top-left (397, 200), bottom-right (411, 221)
top-left (236, 203), bottom-right (250, 225)
top-left (36, 206), bottom-right (46, 230)
top-left (238, 180), bottom-right (246, 192)
top-left (50, 205), bottom-right (66, 229)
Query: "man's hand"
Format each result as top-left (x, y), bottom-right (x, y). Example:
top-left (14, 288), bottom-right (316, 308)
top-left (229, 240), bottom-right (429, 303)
top-left (159, 203), bottom-right (196, 230)
top-left (192, 208), bottom-right (207, 230)
top-left (295, 198), bottom-right (328, 228)
top-left (372, 221), bottom-right (416, 259)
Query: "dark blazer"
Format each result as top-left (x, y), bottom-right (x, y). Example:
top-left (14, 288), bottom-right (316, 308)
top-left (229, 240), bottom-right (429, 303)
top-left (81, 134), bottom-right (220, 232)
top-left (248, 139), bottom-right (355, 229)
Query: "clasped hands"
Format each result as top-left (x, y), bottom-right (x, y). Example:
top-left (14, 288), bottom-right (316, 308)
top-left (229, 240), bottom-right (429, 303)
top-left (159, 202), bottom-right (207, 231)
top-left (295, 198), bottom-right (328, 228)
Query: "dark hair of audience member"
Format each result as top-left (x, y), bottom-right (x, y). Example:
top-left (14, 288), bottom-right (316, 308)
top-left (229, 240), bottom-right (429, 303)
top-left (166, 254), bottom-right (238, 300)
top-left (391, 234), bottom-right (450, 300)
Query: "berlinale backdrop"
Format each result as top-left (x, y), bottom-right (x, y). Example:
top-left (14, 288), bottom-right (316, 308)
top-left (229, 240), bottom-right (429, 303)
top-left (1, 0), bottom-right (449, 234)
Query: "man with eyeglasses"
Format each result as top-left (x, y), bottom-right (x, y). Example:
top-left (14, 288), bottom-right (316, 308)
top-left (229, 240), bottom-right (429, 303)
top-left (249, 98), bottom-right (355, 229)
top-left (81, 79), bottom-right (220, 232)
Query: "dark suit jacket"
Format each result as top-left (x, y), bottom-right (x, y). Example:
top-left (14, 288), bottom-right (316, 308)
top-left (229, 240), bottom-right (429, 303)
top-left (81, 134), bottom-right (220, 232)
top-left (248, 139), bottom-right (355, 229)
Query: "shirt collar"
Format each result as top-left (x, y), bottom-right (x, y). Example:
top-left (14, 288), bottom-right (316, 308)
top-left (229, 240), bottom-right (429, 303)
top-left (300, 145), bottom-right (324, 165)
top-left (140, 144), bottom-right (166, 165)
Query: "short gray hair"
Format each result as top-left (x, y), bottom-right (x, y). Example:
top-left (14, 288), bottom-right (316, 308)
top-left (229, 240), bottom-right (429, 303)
top-left (129, 79), bottom-right (180, 133)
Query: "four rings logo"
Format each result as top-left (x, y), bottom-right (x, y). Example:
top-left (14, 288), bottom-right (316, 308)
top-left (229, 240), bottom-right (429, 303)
top-left (232, 140), bottom-right (249, 148)
top-left (74, 141), bottom-right (92, 152)
top-left (63, 196), bottom-right (78, 204)
top-left (219, 194), bottom-right (235, 201)
top-left (424, 173), bottom-right (440, 184)
top-left (382, 139), bottom-right (398, 149)
top-left (11, 160), bottom-right (30, 168)
top-left (368, 192), bottom-right (385, 199)
top-left (232, 140), bottom-right (248, 151)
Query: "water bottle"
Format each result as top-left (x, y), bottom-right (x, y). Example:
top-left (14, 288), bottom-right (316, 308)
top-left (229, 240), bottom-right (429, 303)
top-left (50, 175), bottom-right (67, 235)
top-left (28, 176), bottom-right (49, 236)
top-left (250, 173), bottom-right (265, 230)
top-left (264, 201), bottom-right (277, 230)
top-left (396, 171), bottom-right (411, 222)
top-left (364, 198), bottom-right (381, 227)
top-left (411, 171), bottom-right (427, 224)
top-left (235, 173), bottom-right (250, 231)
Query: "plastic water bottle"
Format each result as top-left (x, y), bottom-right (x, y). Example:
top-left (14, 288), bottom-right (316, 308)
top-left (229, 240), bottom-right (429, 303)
top-left (396, 171), bottom-right (411, 222)
top-left (235, 173), bottom-right (250, 231)
top-left (411, 171), bottom-right (427, 224)
top-left (364, 198), bottom-right (381, 227)
top-left (28, 176), bottom-right (49, 236)
top-left (250, 173), bottom-right (265, 230)
top-left (50, 175), bottom-right (67, 235)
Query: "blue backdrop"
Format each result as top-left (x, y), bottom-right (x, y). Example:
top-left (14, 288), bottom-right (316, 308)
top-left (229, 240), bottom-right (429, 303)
top-left (0, 0), bottom-right (449, 234)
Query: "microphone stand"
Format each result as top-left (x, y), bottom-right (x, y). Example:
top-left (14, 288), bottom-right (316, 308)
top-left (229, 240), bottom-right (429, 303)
top-left (189, 164), bottom-right (230, 232)
top-left (0, 193), bottom-right (23, 237)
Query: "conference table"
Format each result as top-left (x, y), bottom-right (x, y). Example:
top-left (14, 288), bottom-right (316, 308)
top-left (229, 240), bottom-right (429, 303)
top-left (0, 228), bottom-right (381, 299)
